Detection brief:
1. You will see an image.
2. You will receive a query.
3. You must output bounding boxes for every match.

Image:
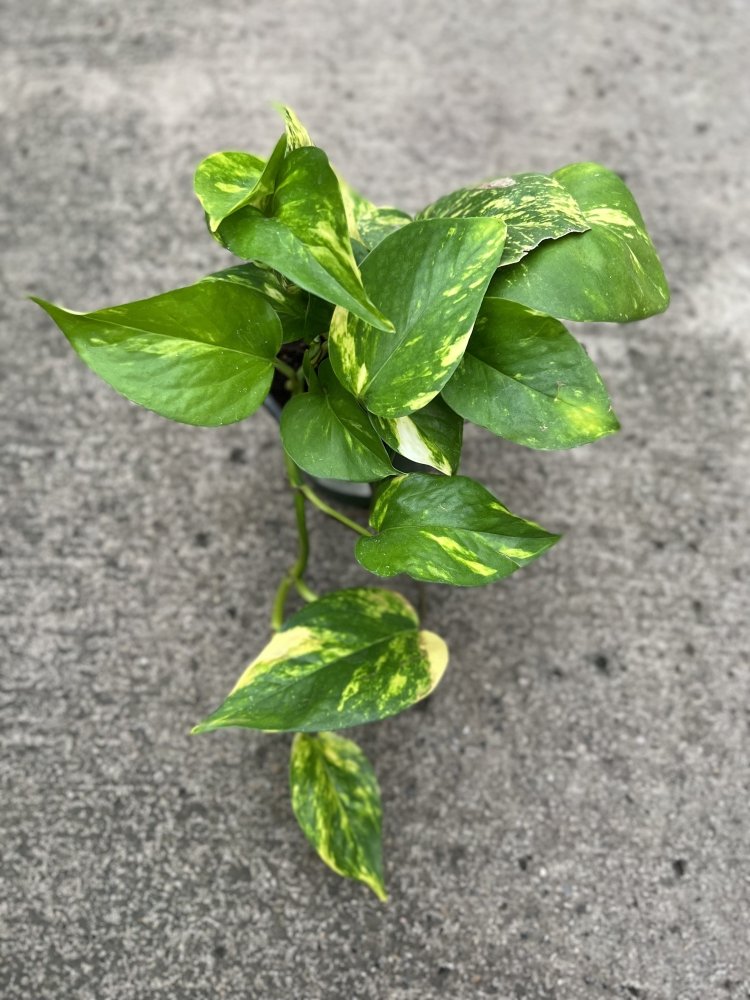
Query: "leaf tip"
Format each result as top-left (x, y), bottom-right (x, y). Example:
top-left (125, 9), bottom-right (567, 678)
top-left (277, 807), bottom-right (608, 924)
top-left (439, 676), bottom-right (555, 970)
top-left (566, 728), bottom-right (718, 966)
top-left (369, 879), bottom-right (389, 903)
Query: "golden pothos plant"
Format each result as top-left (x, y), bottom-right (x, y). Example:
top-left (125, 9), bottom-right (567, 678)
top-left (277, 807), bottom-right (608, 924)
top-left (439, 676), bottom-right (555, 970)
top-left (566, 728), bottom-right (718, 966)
top-left (33, 106), bottom-right (669, 900)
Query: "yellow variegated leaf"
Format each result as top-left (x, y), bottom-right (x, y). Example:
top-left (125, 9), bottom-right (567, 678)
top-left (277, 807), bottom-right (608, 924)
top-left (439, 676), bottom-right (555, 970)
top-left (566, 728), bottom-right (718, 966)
top-left (290, 732), bottom-right (387, 901)
top-left (193, 151), bottom-right (265, 232)
top-left (277, 103), bottom-right (314, 150)
top-left (217, 146), bottom-right (394, 332)
top-left (442, 298), bottom-right (619, 449)
top-left (490, 163), bottom-right (670, 321)
top-left (32, 281), bottom-right (282, 427)
top-left (356, 474), bottom-right (560, 587)
top-left (370, 396), bottom-right (463, 475)
top-left (329, 218), bottom-right (507, 418)
top-left (417, 172), bottom-right (589, 265)
top-left (192, 588), bottom-right (448, 733)
top-left (194, 135), bottom-right (286, 232)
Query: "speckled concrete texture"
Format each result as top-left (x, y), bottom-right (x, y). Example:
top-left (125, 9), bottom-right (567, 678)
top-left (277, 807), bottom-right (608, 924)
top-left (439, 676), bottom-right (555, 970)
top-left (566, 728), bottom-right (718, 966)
top-left (2, 2), bottom-right (749, 998)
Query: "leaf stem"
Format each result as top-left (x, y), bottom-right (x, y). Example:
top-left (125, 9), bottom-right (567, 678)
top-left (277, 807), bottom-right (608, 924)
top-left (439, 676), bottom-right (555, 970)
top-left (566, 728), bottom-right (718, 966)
top-left (295, 579), bottom-right (318, 602)
top-left (273, 357), bottom-right (299, 381)
top-left (299, 484), bottom-right (372, 537)
top-left (270, 453), bottom-right (316, 630)
top-left (270, 362), bottom-right (370, 629)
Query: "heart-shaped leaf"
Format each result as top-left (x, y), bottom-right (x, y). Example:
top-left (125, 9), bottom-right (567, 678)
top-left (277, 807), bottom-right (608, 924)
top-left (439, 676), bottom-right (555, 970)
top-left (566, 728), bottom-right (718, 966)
top-left (329, 218), bottom-right (507, 418)
top-left (194, 134), bottom-right (287, 233)
top-left (281, 360), bottom-right (394, 482)
top-left (193, 151), bottom-right (266, 232)
top-left (290, 732), bottom-right (387, 901)
top-left (370, 396), bottom-right (463, 475)
top-left (32, 281), bottom-right (282, 426)
top-left (203, 263), bottom-right (333, 343)
top-left (489, 162), bottom-right (670, 321)
top-left (217, 146), bottom-right (393, 332)
top-left (442, 298), bottom-right (619, 449)
top-left (192, 587), bottom-right (448, 733)
top-left (356, 474), bottom-right (559, 587)
top-left (418, 172), bottom-right (589, 266)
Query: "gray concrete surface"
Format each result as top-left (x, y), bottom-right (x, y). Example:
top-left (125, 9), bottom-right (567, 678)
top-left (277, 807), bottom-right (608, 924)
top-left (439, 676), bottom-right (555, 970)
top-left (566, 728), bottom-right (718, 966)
top-left (2, 1), bottom-right (749, 997)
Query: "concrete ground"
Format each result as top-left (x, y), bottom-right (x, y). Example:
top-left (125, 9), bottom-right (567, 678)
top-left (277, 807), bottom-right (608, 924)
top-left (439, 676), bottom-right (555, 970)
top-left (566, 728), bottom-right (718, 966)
top-left (1, 1), bottom-right (749, 997)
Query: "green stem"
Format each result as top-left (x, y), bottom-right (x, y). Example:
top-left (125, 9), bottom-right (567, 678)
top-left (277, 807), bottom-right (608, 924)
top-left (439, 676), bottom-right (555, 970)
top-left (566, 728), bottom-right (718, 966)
top-left (269, 362), bottom-right (371, 629)
top-left (273, 357), bottom-right (298, 382)
top-left (270, 452), bottom-right (317, 630)
top-left (295, 579), bottom-right (318, 602)
top-left (299, 484), bottom-right (372, 537)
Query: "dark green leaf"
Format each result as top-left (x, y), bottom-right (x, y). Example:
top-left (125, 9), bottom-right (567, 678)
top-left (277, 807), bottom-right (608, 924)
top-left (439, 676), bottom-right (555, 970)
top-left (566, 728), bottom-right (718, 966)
top-left (192, 587), bottom-right (448, 733)
top-left (370, 396), bottom-right (463, 475)
top-left (442, 298), bottom-right (619, 449)
top-left (329, 218), bottom-right (507, 417)
top-left (489, 162), bottom-right (670, 321)
top-left (203, 263), bottom-right (333, 343)
top-left (418, 172), bottom-right (589, 265)
top-left (217, 146), bottom-right (393, 332)
top-left (290, 732), bottom-right (387, 901)
top-left (280, 360), bottom-right (395, 482)
top-left (356, 474), bottom-right (559, 587)
top-left (32, 281), bottom-right (282, 426)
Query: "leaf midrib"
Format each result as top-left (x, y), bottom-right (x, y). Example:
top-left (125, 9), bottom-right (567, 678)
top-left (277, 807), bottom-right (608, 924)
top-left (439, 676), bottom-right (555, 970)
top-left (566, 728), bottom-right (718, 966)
top-left (369, 524), bottom-right (553, 566)
top-left (324, 393), bottom-right (392, 469)
top-left (277, 624), bottom-right (419, 676)
top-left (357, 221), bottom-right (492, 396)
top-left (315, 748), bottom-right (380, 888)
top-left (231, 625), bottom-right (421, 726)
top-left (463, 330), bottom-right (605, 414)
top-left (72, 311), bottom-right (274, 363)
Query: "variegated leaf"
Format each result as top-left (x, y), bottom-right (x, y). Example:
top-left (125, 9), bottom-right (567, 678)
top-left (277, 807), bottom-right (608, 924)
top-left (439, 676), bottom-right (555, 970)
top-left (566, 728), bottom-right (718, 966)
top-left (217, 146), bottom-right (393, 332)
top-left (193, 151), bottom-right (265, 232)
top-left (442, 298), bottom-right (619, 449)
top-left (203, 263), bottom-right (333, 343)
top-left (489, 163), bottom-right (670, 321)
top-left (417, 172), bottom-right (589, 266)
top-left (281, 360), bottom-right (394, 482)
top-left (193, 135), bottom-right (286, 232)
top-left (31, 281), bottom-right (281, 426)
top-left (290, 732), bottom-right (387, 901)
top-left (371, 396), bottom-right (463, 475)
top-left (278, 103), bottom-right (313, 150)
top-left (192, 588), bottom-right (448, 733)
top-left (356, 474), bottom-right (560, 587)
top-left (328, 218), bottom-right (507, 418)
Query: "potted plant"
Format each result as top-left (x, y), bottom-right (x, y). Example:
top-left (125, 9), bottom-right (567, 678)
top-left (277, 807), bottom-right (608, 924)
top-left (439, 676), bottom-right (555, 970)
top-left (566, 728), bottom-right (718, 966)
top-left (32, 106), bottom-right (669, 901)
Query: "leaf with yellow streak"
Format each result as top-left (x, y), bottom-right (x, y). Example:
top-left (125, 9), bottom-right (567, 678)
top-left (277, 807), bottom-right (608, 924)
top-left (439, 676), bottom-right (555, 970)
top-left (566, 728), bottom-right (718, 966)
top-left (192, 588), bottom-right (448, 733)
top-left (290, 732), bottom-right (387, 901)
